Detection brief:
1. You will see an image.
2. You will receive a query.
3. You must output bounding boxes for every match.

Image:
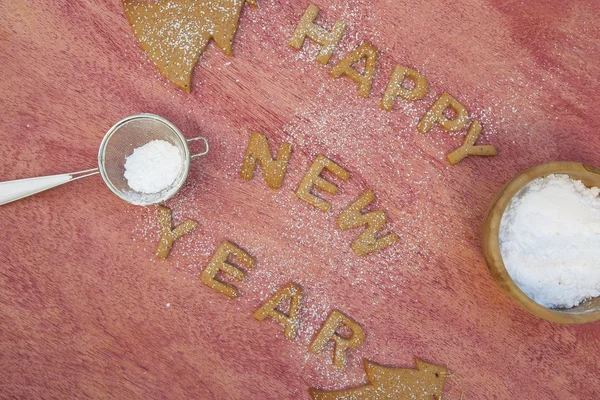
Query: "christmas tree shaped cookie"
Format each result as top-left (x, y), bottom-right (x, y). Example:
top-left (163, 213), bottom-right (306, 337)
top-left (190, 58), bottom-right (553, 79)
top-left (310, 358), bottom-right (447, 399)
top-left (123, 0), bottom-right (256, 91)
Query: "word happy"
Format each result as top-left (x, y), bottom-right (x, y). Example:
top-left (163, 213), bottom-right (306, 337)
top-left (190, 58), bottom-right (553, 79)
top-left (289, 4), bottom-right (498, 165)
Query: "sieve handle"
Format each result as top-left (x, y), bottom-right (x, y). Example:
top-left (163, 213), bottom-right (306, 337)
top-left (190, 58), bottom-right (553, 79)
top-left (188, 137), bottom-right (209, 159)
top-left (0, 168), bottom-right (99, 206)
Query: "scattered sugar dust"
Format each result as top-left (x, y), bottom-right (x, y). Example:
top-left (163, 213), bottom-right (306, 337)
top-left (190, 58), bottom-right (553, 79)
top-left (124, 0), bottom-right (538, 395)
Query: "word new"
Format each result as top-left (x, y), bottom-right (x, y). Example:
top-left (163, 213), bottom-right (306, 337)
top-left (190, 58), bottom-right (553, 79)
top-left (240, 131), bottom-right (398, 256)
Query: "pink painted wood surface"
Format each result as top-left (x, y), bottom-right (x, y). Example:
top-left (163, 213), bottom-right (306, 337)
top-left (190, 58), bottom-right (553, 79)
top-left (1, 0), bottom-right (599, 398)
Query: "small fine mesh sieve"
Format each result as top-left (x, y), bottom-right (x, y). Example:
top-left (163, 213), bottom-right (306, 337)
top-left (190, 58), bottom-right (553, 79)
top-left (98, 114), bottom-right (207, 206)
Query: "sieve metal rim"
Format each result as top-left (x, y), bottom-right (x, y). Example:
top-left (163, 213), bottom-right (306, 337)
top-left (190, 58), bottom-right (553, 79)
top-left (97, 113), bottom-right (191, 206)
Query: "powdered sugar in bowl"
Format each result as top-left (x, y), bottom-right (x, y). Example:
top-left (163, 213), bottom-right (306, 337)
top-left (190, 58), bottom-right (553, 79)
top-left (482, 162), bottom-right (600, 324)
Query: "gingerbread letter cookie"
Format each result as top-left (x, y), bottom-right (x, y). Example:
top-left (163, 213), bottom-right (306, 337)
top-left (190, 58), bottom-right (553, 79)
top-left (309, 309), bottom-right (364, 369)
top-left (253, 282), bottom-right (303, 340)
top-left (296, 155), bottom-right (350, 212)
top-left (330, 42), bottom-right (379, 98)
top-left (447, 120), bottom-right (497, 164)
top-left (417, 92), bottom-right (469, 134)
top-left (155, 205), bottom-right (198, 259)
top-left (381, 65), bottom-right (428, 110)
top-left (200, 241), bottom-right (255, 298)
top-left (123, 0), bottom-right (256, 92)
top-left (240, 132), bottom-right (293, 190)
top-left (289, 4), bottom-right (346, 65)
top-left (337, 190), bottom-right (399, 256)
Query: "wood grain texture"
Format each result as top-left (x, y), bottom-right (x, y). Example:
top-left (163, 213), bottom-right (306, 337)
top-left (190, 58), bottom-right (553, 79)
top-left (1, 0), bottom-right (599, 399)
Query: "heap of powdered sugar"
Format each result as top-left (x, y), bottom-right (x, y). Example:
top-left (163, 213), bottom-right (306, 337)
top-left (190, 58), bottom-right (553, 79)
top-left (124, 139), bottom-right (183, 193)
top-left (499, 174), bottom-right (600, 308)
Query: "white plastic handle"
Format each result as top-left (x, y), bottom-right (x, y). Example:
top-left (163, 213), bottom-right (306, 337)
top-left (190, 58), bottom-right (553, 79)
top-left (0, 168), bottom-right (98, 206)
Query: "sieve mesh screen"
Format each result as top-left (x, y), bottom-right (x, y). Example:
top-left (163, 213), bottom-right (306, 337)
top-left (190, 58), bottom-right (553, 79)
top-left (98, 115), bottom-right (190, 206)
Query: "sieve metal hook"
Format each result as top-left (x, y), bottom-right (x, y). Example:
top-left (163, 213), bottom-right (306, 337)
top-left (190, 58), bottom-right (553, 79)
top-left (187, 136), bottom-right (210, 159)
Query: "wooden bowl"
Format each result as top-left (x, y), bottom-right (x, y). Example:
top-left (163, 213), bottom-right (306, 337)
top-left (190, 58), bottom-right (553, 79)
top-left (482, 162), bottom-right (600, 324)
